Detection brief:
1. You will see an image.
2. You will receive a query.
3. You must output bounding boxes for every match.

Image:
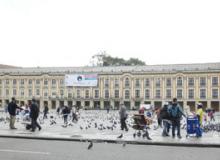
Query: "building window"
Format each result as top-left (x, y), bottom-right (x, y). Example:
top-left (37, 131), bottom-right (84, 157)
top-left (104, 79), bottom-right (109, 88)
top-left (125, 90), bottom-right (130, 99)
top-left (135, 79), bottom-right (140, 87)
top-left (95, 90), bottom-right (99, 98)
top-left (145, 89), bottom-right (150, 99)
top-left (188, 89), bottom-right (194, 99)
top-left (28, 79), bottom-right (32, 85)
top-left (188, 78), bottom-right (194, 87)
top-left (52, 79), bottom-right (56, 85)
top-left (36, 79), bottom-right (40, 85)
top-left (114, 90), bottom-right (119, 98)
top-left (60, 79), bottom-right (64, 85)
top-left (125, 78), bottom-right (130, 87)
top-left (36, 89), bottom-right (40, 96)
top-left (212, 89), bottom-right (218, 99)
top-left (68, 92), bottom-right (72, 98)
top-left (85, 90), bottom-right (90, 99)
top-left (13, 79), bottom-right (17, 85)
top-left (104, 90), bottom-right (109, 99)
top-left (212, 77), bottom-right (218, 86)
top-left (155, 78), bottom-right (160, 87)
top-left (13, 89), bottom-right (17, 96)
top-left (6, 79), bottom-right (10, 85)
top-left (135, 90), bottom-right (140, 98)
top-left (20, 79), bottom-right (25, 85)
top-left (76, 90), bottom-right (80, 98)
top-left (114, 78), bottom-right (119, 88)
top-left (177, 89), bottom-right (183, 99)
top-left (5, 89), bottom-right (9, 96)
top-left (177, 77), bottom-right (183, 87)
top-left (145, 78), bottom-right (150, 87)
top-left (44, 91), bottom-right (48, 97)
top-left (20, 90), bottom-right (25, 97)
top-left (52, 91), bottom-right (56, 97)
top-left (60, 89), bottom-right (64, 96)
top-left (166, 89), bottom-right (172, 99)
top-left (155, 89), bottom-right (160, 99)
top-left (200, 77), bottom-right (206, 87)
top-left (200, 89), bottom-right (206, 99)
top-left (44, 79), bottom-right (48, 85)
top-left (166, 78), bottom-right (171, 87)
top-left (28, 89), bottom-right (32, 97)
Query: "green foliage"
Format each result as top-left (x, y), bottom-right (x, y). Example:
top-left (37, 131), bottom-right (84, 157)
top-left (90, 53), bottom-right (146, 66)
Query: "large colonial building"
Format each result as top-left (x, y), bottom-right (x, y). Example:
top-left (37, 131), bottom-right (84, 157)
top-left (0, 62), bottom-right (220, 111)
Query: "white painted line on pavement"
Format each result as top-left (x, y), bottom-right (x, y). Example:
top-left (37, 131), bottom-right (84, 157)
top-left (0, 149), bottom-right (50, 155)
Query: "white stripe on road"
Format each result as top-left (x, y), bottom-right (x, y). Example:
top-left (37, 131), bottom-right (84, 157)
top-left (0, 149), bottom-right (50, 155)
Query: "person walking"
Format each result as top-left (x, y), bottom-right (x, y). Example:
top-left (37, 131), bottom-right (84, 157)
top-left (119, 103), bottom-right (128, 131)
top-left (7, 97), bottom-right (23, 129)
top-left (62, 106), bottom-right (69, 124)
top-left (72, 105), bottom-right (78, 122)
top-left (168, 98), bottom-right (186, 139)
top-left (43, 104), bottom-right (49, 119)
top-left (160, 102), bottom-right (171, 137)
top-left (30, 98), bottom-right (41, 132)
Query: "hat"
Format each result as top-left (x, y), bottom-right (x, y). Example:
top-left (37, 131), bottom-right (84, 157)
top-left (163, 102), bottom-right (169, 106)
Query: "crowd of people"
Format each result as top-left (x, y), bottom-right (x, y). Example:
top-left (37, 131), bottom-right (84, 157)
top-left (4, 96), bottom-right (217, 139)
top-left (5, 97), bottom-right (80, 132)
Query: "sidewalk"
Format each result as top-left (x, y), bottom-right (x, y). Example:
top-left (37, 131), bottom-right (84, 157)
top-left (0, 111), bottom-right (220, 147)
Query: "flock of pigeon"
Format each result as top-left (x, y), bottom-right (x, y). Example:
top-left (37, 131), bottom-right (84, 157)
top-left (0, 110), bottom-right (156, 149)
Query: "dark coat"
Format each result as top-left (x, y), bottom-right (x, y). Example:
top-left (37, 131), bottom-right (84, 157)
top-left (8, 102), bottom-right (19, 116)
top-left (30, 103), bottom-right (40, 119)
top-left (160, 105), bottom-right (171, 120)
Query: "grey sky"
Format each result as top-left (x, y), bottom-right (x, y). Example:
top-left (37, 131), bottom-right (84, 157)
top-left (0, 0), bottom-right (220, 67)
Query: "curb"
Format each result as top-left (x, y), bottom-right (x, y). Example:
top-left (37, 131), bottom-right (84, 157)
top-left (0, 134), bottom-right (220, 148)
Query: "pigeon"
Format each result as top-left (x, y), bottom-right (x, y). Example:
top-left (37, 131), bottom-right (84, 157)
top-left (122, 142), bottom-right (126, 147)
top-left (117, 134), bottom-right (123, 138)
top-left (133, 133), bottom-right (136, 138)
top-left (88, 141), bottom-right (93, 150)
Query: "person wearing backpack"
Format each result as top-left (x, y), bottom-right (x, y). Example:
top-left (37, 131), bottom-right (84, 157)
top-left (160, 102), bottom-right (171, 137)
top-left (168, 98), bottom-right (186, 139)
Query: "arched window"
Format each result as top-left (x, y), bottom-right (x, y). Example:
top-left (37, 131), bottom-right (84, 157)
top-left (177, 77), bottom-right (182, 87)
top-left (125, 77), bottom-right (130, 87)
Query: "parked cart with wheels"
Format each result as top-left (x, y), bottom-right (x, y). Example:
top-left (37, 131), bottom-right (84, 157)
top-left (186, 116), bottom-right (202, 138)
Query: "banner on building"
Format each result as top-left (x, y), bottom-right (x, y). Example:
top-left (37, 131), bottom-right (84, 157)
top-left (64, 74), bottom-right (98, 87)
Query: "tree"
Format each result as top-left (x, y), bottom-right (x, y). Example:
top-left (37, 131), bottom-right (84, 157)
top-left (89, 52), bottom-right (146, 66)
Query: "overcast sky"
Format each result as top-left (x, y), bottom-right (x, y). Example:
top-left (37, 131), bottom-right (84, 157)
top-left (0, 0), bottom-right (220, 67)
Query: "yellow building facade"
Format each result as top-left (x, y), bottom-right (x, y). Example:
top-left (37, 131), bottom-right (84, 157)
top-left (0, 63), bottom-right (220, 111)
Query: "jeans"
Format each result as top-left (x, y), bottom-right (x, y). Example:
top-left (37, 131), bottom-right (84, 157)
top-left (120, 118), bottom-right (128, 131)
top-left (162, 119), bottom-right (170, 136)
top-left (172, 119), bottom-right (181, 136)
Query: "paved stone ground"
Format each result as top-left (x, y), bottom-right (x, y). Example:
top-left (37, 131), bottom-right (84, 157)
top-left (0, 110), bottom-right (220, 146)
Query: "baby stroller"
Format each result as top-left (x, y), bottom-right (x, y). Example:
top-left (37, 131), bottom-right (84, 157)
top-left (20, 110), bottom-right (32, 130)
top-left (132, 114), bottom-right (152, 140)
top-left (186, 115), bottom-right (202, 138)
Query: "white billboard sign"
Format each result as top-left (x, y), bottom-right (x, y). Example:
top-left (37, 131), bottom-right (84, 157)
top-left (65, 74), bottom-right (98, 87)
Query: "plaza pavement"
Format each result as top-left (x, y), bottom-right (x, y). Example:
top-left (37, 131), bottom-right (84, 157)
top-left (0, 110), bottom-right (220, 147)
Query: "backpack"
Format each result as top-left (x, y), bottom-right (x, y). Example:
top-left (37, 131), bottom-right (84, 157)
top-left (160, 106), bottom-right (170, 119)
top-left (169, 106), bottom-right (180, 118)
